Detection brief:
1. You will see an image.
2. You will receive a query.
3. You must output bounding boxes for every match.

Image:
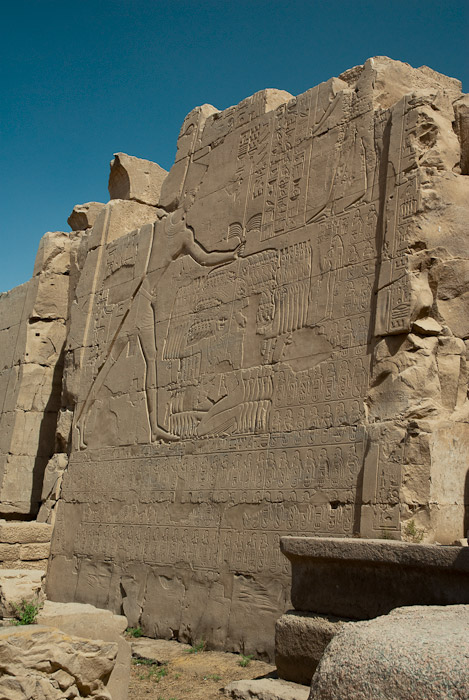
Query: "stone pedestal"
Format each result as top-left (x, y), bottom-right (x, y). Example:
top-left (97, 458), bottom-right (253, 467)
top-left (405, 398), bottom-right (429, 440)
top-left (281, 536), bottom-right (469, 619)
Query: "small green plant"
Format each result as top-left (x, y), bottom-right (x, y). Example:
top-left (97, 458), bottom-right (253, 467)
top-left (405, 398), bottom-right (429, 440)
top-left (133, 658), bottom-right (168, 681)
top-left (126, 626), bottom-right (144, 638)
top-left (188, 639), bottom-right (206, 653)
top-left (380, 529), bottom-right (395, 540)
top-left (148, 665), bottom-right (168, 682)
top-left (204, 674), bottom-right (221, 681)
top-left (13, 599), bottom-right (41, 625)
top-left (238, 653), bottom-right (254, 668)
top-left (404, 519), bottom-right (424, 543)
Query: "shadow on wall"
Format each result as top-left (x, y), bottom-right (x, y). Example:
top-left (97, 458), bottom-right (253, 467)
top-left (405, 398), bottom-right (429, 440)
top-left (30, 347), bottom-right (66, 516)
top-left (464, 469), bottom-right (469, 539)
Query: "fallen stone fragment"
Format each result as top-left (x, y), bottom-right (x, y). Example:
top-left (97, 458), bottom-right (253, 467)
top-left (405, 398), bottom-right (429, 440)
top-left (412, 317), bottom-right (442, 335)
top-left (37, 601), bottom-right (130, 700)
top-left (0, 624), bottom-right (117, 699)
top-left (309, 604), bottom-right (469, 700)
top-left (108, 152), bottom-right (168, 206)
top-left (224, 678), bottom-right (310, 700)
top-left (131, 637), bottom-right (191, 663)
top-left (68, 202), bottom-right (106, 231)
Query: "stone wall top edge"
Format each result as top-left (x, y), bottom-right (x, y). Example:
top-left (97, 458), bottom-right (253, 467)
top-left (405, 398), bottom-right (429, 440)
top-left (280, 536), bottom-right (469, 570)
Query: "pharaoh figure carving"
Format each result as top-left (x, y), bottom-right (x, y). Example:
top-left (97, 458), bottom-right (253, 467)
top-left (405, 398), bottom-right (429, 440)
top-left (76, 194), bottom-right (242, 447)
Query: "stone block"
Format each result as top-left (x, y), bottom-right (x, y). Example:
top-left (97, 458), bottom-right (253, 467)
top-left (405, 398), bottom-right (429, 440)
top-left (2, 559), bottom-right (47, 571)
top-left (0, 521), bottom-right (52, 544)
top-left (0, 625), bottom-right (117, 698)
top-left (33, 230), bottom-right (72, 276)
top-left (224, 678), bottom-right (310, 700)
top-left (86, 198), bottom-right (159, 249)
top-left (108, 152), bottom-right (168, 206)
top-left (275, 611), bottom-right (348, 684)
top-left (19, 542), bottom-right (51, 561)
top-left (131, 637), bottom-right (191, 663)
top-left (37, 601), bottom-right (130, 700)
top-left (0, 543), bottom-right (20, 560)
top-left (68, 202), bottom-right (106, 231)
top-left (281, 536), bottom-right (469, 619)
top-left (309, 605), bottom-right (469, 700)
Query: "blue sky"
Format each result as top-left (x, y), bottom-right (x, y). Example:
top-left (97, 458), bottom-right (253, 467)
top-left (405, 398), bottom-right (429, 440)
top-left (1, 0), bottom-right (468, 292)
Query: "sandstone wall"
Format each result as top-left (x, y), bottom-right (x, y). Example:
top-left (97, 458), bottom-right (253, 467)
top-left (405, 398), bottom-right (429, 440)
top-left (0, 56), bottom-right (468, 660)
top-left (0, 522), bottom-right (52, 571)
top-left (43, 58), bottom-right (469, 658)
top-left (0, 232), bottom-right (72, 516)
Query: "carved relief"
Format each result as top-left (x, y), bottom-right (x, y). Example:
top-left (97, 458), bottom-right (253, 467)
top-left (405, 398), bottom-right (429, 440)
top-left (46, 59), bottom-right (469, 658)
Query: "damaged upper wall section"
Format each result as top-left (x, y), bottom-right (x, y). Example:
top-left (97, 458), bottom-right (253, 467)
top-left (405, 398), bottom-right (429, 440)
top-left (356, 57), bottom-right (469, 541)
top-left (0, 232), bottom-right (73, 516)
top-left (159, 89), bottom-right (293, 211)
top-left (0, 154), bottom-right (169, 519)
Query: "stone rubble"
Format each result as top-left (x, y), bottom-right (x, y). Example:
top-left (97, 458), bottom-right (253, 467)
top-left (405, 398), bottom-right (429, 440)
top-left (0, 624), bottom-right (117, 699)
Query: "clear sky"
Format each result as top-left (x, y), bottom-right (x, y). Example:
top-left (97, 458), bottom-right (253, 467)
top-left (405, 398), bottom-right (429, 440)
top-left (1, 0), bottom-right (468, 292)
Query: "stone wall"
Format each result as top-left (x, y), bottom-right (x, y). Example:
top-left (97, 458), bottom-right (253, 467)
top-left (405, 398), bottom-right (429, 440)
top-left (0, 56), bottom-right (468, 660)
top-left (0, 232), bottom-right (72, 516)
top-left (0, 522), bottom-right (52, 571)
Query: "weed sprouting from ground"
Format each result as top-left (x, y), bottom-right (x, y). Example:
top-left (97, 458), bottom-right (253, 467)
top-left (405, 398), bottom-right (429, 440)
top-left (404, 519), bottom-right (424, 542)
top-left (13, 600), bottom-right (41, 625)
top-left (238, 654), bottom-right (254, 667)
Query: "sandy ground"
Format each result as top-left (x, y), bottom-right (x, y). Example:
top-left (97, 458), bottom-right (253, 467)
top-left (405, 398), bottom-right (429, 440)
top-left (128, 642), bottom-right (276, 700)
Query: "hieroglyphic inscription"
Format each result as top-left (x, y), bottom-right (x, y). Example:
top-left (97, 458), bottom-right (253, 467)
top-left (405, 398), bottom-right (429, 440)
top-left (48, 70), bottom-right (438, 654)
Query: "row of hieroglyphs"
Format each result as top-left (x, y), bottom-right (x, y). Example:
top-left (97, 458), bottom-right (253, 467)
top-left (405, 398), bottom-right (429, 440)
top-left (61, 440), bottom-right (364, 499)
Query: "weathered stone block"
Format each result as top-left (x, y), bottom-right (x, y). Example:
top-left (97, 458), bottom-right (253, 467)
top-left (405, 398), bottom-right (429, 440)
top-left (19, 542), bottom-right (51, 561)
top-left (68, 202), bottom-right (105, 231)
top-left (0, 521), bottom-right (52, 544)
top-left (275, 611), bottom-right (348, 684)
top-left (309, 605), bottom-right (469, 700)
top-left (109, 152), bottom-right (168, 206)
top-left (0, 543), bottom-right (20, 560)
top-left (0, 625), bottom-right (117, 699)
top-left (37, 601), bottom-right (130, 700)
top-left (281, 536), bottom-right (469, 619)
top-left (224, 678), bottom-right (310, 700)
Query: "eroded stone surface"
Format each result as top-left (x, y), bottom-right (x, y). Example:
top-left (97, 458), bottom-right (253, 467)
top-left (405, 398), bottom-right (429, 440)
top-left (41, 57), bottom-right (469, 658)
top-left (0, 231), bottom-right (71, 516)
top-left (224, 678), bottom-right (310, 700)
top-left (109, 152), bottom-right (168, 206)
top-left (0, 624), bottom-right (117, 699)
top-left (68, 202), bottom-right (106, 232)
top-left (37, 601), bottom-right (130, 700)
top-left (275, 611), bottom-right (348, 684)
top-left (309, 605), bottom-right (469, 700)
